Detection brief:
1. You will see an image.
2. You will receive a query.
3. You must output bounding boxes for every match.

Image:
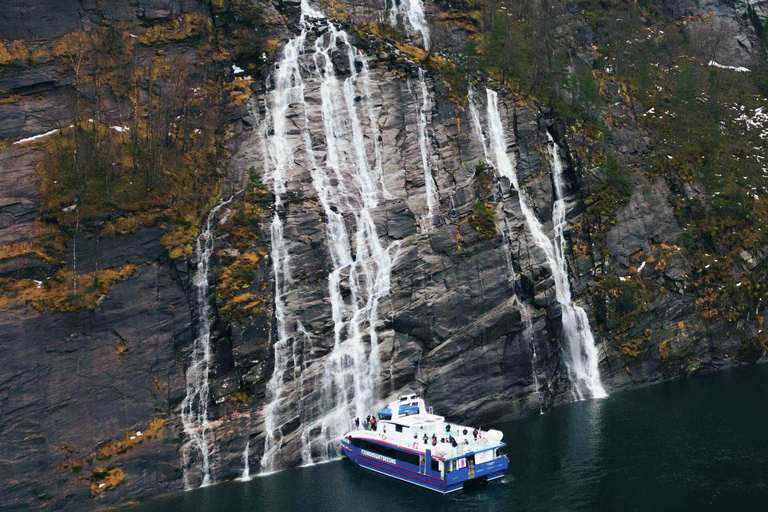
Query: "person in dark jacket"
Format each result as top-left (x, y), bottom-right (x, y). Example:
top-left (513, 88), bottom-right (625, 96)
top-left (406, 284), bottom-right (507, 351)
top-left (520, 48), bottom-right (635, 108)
top-left (423, 434), bottom-right (428, 444)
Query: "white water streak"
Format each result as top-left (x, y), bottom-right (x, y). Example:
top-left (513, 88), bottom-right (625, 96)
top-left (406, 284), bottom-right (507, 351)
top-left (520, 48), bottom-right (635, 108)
top-left (485, 88), bottom-right (606, 400)
top-left (468, 85), bottom-right (489, 160)
top-left (239, 442), bottom-right (250, 481)
top-left (261, 3), bottom-right (398, 472)
top-left (260, 4), bottom-right (323, 473)
top-left (181, 199), bottom-right (232, 489)
top-left (388, 0), bottom-right (430, 49)
top-left (413, 69), bottom-right (438, 230)
top-left (308, 23), bottom-right (398, 460)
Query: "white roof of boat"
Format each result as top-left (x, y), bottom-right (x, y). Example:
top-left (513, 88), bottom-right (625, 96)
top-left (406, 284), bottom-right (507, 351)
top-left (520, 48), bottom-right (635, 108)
top-left (387, 413), bottom-right (445, 426)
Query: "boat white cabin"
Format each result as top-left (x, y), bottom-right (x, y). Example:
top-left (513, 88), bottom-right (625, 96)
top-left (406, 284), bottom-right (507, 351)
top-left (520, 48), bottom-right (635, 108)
top-left (341, 394), bottom-right (508, 493)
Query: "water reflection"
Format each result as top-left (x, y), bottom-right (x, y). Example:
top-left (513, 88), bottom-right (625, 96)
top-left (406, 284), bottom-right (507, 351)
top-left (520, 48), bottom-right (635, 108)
top-left (122, 366), bottom-right (768, 512)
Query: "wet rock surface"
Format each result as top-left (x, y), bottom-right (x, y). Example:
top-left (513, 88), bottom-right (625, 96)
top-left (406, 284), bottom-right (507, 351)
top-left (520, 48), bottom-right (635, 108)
top-left (0, 0), bottom-right (766, 509)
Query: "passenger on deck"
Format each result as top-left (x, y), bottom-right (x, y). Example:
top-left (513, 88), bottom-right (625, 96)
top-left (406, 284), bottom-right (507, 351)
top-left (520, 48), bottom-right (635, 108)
top-left (450, 436), bottom-right (458, 448)
top-left (431, 434), bottom-right (437, 446)
top-left (463, 428), bottom-right (468, 436)
top-left (445, 424), bottom-right (451, 433)
top-left (355, 417), bottom-right (360, 428)
top-left (423, 434), bottom-right (428, 444)
top-left (473, 428), bottom-right (479, 440)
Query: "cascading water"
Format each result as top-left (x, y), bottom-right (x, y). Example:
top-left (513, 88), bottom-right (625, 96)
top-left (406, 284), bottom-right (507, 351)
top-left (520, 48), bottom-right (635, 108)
top-left (306, 22), bottom-right (398, 462)
top-left (468, 86), bottom-right (544, 412)
top-left (239, 442), bottom-right (250, 481)
top-left (468, 85), bottom-right (489, 160)
top-left (259, 1), bottom-right (398, 472)
top-left (412, 68), bottom-right (439, 230)
top-left (180, 200), bottom-right (231, 489)
top-left (485, 88), bottom-right (607, 400)
top-left (388, 0), bottom-right (430, 49)
top-left (260, 2), bottom-right (321, 474)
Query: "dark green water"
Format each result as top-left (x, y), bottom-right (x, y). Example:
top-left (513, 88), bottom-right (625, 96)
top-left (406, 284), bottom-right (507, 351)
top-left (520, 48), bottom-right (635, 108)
top-left (126, 365), bottom-right (768, 512)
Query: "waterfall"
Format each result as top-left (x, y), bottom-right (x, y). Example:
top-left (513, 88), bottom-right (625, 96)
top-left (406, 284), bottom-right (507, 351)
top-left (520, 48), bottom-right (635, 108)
top-left (239, 442), bottom-right (250, 481)
top-left (260, 3), bottom-right (320, 473)
top-left (307, 22), bottom-right (398, 461)
top-left (468, 85), bottom-right (489, 160)
top-left (180, 200), bottom-right (231, 489)
top-left (485, 88), bottom-right (607, 400)
top-left (412, 68), bottom-right (438, 230)
top-left (260, 1), bottom-right (398, 472)
top-left (388, 0), bottom-right (430, 49)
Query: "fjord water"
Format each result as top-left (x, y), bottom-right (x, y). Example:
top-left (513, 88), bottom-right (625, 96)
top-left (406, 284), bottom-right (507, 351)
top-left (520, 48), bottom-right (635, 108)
top-left (125, 365), bottom-right (768, 511)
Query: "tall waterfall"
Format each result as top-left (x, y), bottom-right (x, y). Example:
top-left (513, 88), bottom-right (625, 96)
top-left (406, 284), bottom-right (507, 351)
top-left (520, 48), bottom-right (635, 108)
top-left (180, 200), bottom-right (231, 489)
top-left (260, 3), bottom-right (319, 473)
top-left (260, 1), bottom-right (398, 472)
top-left (485, 88), bottom-right (607, 400)
top-left (307, 22), bottom-right (398, 462)
top-left (468, 86), bottom-right (545, 412)
top-left (239, 442), bottom-right (250, 481)
top-left (412, 68), bottom-right (438, 230)
top-left (388, 0), bottom-right (430, 49)
top-left (468, 85), bottom-right (489, 160)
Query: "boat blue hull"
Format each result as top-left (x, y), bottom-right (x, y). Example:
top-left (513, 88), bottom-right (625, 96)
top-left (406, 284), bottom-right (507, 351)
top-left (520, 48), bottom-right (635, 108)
top-left (341, 440), bottom-right (507, 494)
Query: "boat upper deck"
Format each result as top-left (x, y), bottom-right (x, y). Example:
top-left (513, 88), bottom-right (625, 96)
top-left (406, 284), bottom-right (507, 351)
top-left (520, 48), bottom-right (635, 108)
top-left (349, 395), bottom-right (505, 461)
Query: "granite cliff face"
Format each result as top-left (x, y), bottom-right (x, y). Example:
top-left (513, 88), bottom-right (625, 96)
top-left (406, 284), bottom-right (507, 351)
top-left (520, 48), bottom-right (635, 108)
top-left (1, 0), bottom-right (767, 509)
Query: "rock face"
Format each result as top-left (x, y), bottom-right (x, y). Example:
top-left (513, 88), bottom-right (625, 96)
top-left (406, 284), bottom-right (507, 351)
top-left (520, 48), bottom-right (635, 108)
top-left (0, 258), bottom-right (192, 511)
top-left (0, 0), bottom-right (767, 509)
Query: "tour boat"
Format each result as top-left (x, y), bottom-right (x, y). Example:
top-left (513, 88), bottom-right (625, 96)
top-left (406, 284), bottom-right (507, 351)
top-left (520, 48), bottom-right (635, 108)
top-left (341, 394), bottom-right (508, 493)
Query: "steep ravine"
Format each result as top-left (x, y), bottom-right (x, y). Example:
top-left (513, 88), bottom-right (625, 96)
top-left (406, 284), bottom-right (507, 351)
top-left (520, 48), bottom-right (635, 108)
top-left (1, 0), bottom-right (767, 510)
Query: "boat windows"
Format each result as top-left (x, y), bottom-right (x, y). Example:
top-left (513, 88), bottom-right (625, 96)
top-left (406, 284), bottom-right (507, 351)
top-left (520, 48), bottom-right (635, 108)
top-left (354, 439), bottom-right (398, 460)
top-left (395, 424), bottom-right (404, 433)
top-left (430, 459), bottom-right (440, 472)
top-left (351, 438), bottom-right (422, 466)
top-left (397, 451), bottom-right (420, 466)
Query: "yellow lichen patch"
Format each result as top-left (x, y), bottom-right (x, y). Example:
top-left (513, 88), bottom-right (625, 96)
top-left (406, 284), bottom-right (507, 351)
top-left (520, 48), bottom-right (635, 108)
top-left (219, 201), bottom-right (262, 250)
top-left (96, 418), bottom-right (166, 460)
top-left (115, 342), bottom-right (129, 356)
top-left (0, 241), bottom-right (39, 261)
top-left (658, 337), bottom-right (673, 361)
top-left (618, 338), bottom-right (644, 358)
top-left (228, 390), bottom-right (251, 404)
top-left (0, 223), bottom-right (65, 267)
top-left (264, 39), bottom-right (280, 53)
top-left (227, 78), bottom-right (254, 107)
top-left (435, 11), bottom-right (479, 32)
top-left (137, 14), bottom-right (207, 45)
top-left (320, 0), bottom-right (349, 20)
top-left (217, 251), bottom-right (267, 323)
top-left (0, 40), bottom-right (29, 65)
top-left (161, 226), bottom-right (199, 260)
top-left (101, 211), bottom-right (165, 238)
top-left (90, 467), bottom-right (126, 497)
top-left (0, 264), bottom-right (136, 313)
